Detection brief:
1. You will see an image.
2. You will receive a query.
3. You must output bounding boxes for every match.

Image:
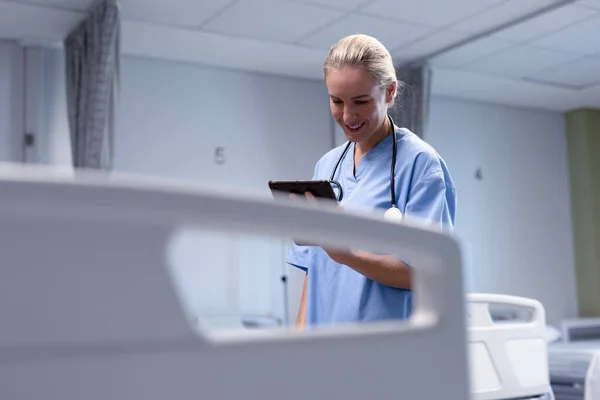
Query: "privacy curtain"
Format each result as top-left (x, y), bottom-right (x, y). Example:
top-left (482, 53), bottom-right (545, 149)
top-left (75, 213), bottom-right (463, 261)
top-left (64, 0), bottom-right (120, 170)
top-left (390, 63), bottom-right (432, 139)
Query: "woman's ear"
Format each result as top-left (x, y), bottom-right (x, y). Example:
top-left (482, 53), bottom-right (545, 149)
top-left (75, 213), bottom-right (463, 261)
top-left (386, 81), bottom-right (397, 104)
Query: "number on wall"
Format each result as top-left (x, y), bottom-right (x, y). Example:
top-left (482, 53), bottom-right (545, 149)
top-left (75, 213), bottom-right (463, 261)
top-left (214, 146), bottom-right (225, 165)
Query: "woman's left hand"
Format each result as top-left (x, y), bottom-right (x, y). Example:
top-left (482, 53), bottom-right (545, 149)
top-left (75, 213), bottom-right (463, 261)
top-left (297, 193), bottom-right (411, 289)
top-left (302, 192), bottom-right (353, 263)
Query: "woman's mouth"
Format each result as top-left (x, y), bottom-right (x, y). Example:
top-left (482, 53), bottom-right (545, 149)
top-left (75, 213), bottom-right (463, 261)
top-left (345, 122), bottom-right (365, 133)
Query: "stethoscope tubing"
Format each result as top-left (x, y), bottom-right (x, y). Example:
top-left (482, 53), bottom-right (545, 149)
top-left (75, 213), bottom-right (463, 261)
top-left (329, 114), bottom-right (397, 208)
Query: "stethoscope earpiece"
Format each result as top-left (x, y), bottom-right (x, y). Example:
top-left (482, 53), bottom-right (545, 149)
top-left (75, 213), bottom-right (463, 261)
top-left (384, 206), bottom-right (403, 222)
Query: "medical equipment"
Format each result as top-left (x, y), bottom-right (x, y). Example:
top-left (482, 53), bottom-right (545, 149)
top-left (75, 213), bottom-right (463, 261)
top-left (466, 293), bottom-right (553, 400)
top-left (0, 164), bottom-right (470, 400)
top-left (547, 318), bottom-right (600, 400)
top-left (330, 114), bottom-right (403, 221)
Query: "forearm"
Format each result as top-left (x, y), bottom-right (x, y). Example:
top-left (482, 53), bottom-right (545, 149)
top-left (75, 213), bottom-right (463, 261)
top-left (329, 250), bottom-right (412, 290)
top-left (295, 273), bottom-right (308, 328)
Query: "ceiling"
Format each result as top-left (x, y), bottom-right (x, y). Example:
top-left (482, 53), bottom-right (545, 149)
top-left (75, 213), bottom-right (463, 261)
top-left (0, 0), bottom-right (599, 111)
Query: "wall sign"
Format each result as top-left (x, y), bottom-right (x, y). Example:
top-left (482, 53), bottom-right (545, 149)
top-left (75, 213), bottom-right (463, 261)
top-left (214, 146), bottom-right (225, 165)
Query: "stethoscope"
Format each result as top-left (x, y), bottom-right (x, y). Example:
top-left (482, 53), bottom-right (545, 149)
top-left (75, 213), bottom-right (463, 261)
top-left (329, 114), bottom-right (403, 222)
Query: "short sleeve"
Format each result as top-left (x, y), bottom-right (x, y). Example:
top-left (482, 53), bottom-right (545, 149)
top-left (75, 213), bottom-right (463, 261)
top-left (285, 244), bottom-right (309, 272)
top-left (404, 155), bottom-right (457, 230)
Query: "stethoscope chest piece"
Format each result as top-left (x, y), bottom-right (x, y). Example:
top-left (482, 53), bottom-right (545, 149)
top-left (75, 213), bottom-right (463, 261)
top-left (384, 206), bottom-right (403, 222)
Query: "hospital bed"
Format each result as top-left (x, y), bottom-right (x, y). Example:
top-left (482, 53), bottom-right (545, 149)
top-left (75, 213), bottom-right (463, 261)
top-left (0, 164), bottom-right (551, 399)
top-left (547, 319), bottom-right (600, 400)
top-left (467, 293), bottom-right (554, 400)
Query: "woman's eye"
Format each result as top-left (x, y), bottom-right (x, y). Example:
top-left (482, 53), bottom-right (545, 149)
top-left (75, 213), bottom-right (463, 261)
top-left (355, 100), bottom-right (368, 105)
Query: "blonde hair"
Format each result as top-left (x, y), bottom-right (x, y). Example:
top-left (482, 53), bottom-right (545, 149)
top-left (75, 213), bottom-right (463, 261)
top-left (324, 34), bottom-right (400, 107)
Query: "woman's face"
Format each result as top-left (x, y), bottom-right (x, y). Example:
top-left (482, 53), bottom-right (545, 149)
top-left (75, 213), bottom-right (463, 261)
top-left (326, 66), bottom-right (394, 144)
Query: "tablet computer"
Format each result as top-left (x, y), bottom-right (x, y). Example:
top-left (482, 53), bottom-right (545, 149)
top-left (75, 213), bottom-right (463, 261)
top-left (268, 180), bottom-right (338, 201)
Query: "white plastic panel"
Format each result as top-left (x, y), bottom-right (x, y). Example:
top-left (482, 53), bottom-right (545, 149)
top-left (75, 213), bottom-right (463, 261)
top-left (0, 164), bottom-right (469, 400)
top-left (467, 293), bottom-right (550, 400)
top-left (506, 338), bottom-right (549, 387)
top-left (470, 342), bottom-right (502, 392)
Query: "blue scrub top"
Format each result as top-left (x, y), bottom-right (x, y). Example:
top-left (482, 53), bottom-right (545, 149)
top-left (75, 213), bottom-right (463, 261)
top-left (286, 125), bottom-right (457, 327)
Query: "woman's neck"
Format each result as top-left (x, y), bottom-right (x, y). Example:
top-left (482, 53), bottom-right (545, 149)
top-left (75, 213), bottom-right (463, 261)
top-left (355, 116), bottom-right (392, 156)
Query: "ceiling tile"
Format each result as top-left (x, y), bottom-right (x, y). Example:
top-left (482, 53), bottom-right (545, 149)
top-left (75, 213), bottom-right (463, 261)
top-left (430, 66), bottom-right (595, 112)
top-left (360, 0), bottom-right (503, 28)
top-left (298, 13), bottom-right (435, 50)
top-left (0, 1), bottom-right (83, 41)
top-left (5, 0), bottom-right (95, 12)
top-left (430, 36), bottom-right (514, 68)
top-left (576, 0), bottom-right (600, 10)
top-left (524, 56), bottom-right (600, 88)
top-left (286, 0), bottom-right (368, 10)
top-left (452, 0), bottom-right (593, 37)
top-left (392, 29), bottom-right (471, 63)
top-left (531, 15), bottom-right (600, 54)
top-left (122, 21), bottom-right (328, 81)
top-left (489, 4), bottom-right (598, 42)
top-left (201, 0), bottom-right (345, 44)
top-left (463, 45), bottom-right (582, 78)
top-left (121, 0), bottom-right (235, 28)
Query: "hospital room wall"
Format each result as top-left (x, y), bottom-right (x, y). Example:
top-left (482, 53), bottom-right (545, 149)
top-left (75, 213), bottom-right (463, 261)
top-left (427, 97), bottom-right (578, 325)
top-left (0, 40), bottom-right (24, 163)
top-left (34, 48), bottom-right (333, 327)
top-left (334, 97), bottom-right (579, 324)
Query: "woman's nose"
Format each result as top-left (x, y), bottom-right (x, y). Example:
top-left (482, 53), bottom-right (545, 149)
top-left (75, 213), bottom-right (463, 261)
top-left (343, 106), bottom-right (358, 119)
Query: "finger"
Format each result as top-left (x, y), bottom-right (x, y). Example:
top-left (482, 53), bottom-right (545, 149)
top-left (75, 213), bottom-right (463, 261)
top-left (304, 191), bottom-right (318, 205)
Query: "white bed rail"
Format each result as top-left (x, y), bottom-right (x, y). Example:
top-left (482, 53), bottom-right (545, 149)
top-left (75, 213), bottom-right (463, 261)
top-left (0, 165), bottom-right (469, 400)
top-left (467, 293), bottom-right (550, 400)
top-left (560, 318), bottom-right (600, 342)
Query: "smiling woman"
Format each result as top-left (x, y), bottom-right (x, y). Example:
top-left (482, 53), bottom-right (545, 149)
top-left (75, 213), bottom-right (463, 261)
top-left (324, 35), bottom-right (400, 161)
top-left (285, 33), bottom-right (457, 329)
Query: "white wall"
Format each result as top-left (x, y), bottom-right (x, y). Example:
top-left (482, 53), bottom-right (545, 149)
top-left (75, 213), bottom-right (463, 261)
top-left (426, 96), bottom-right (578, 324)
top-left (0, 40), bottom-right (24, 162)
top-left (117, 56), bottom-right (332, 327)
top-left (38, 48), bottom-right (71, 166)
top-left (116, 56), bottom-right (331, 186)
top-left (39, 50), bottom-right (333, 327)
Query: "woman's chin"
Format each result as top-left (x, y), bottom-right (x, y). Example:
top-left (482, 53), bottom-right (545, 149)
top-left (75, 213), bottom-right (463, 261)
top-left (343, 130), bottom-right (369, 143)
